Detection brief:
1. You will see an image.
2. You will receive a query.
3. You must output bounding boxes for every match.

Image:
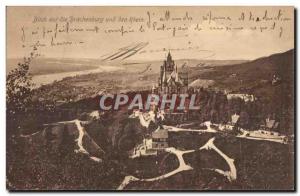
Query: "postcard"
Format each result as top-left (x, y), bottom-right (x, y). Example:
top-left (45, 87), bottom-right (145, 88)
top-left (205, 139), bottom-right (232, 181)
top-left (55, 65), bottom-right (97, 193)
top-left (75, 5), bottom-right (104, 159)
top-left (6, 6), bottom-right (295, 191)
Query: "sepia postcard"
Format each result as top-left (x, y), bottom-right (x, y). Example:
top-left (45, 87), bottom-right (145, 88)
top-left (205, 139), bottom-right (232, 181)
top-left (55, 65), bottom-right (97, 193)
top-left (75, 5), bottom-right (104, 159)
top-left (6, 6), bottom-right (295, 191)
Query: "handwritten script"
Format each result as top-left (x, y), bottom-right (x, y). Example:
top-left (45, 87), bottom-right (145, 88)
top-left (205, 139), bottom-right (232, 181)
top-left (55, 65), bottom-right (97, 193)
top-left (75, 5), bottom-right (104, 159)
top-left (19, 8), bottom-right (293, 54)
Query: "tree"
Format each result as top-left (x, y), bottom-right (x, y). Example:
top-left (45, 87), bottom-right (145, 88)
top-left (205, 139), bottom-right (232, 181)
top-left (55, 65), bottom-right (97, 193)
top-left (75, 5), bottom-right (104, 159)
top-left (238, 110), bottom-right (250, 129)
top-left (7, 49), bottom-right (36, 115)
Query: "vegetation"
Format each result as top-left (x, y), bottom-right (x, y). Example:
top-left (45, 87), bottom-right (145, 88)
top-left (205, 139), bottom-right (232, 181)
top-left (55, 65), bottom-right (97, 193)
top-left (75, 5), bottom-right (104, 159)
top-left (6, 52), bottom-right (35, 116)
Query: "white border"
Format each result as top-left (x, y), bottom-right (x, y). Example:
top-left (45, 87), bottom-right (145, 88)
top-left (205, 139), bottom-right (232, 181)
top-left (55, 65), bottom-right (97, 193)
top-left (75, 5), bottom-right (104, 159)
top-left (1, 0), bottom-right (298, 195)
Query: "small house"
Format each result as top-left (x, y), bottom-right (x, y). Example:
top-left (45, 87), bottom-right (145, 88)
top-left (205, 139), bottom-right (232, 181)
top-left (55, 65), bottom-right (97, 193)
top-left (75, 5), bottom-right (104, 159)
top-left (230, 113), bottom-right (240, 125)
top-left (265, 118), bottom-right (279, 131)
top-left (151, 129), bottom-right (168, 149)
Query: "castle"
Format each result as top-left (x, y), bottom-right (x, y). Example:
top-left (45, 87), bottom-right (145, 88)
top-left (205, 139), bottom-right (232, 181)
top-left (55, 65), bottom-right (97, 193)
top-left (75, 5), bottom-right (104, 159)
top-left (156, 52), bottom-right (189, 94)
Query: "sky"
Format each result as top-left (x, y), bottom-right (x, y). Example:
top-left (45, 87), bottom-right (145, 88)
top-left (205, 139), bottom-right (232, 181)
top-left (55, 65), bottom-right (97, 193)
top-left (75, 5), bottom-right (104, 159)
top-left (7, 6), bottom-right (294, 61)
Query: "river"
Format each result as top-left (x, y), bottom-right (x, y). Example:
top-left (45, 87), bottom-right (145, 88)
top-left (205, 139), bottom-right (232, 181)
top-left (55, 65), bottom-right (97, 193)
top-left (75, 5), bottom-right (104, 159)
top-left (32, 65), bottom-right (123, 88)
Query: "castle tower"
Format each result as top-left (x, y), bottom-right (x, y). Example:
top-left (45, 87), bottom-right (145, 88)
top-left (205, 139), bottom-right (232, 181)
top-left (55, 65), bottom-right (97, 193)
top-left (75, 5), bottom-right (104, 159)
top-left (158, 52), bottom-right (188, 95)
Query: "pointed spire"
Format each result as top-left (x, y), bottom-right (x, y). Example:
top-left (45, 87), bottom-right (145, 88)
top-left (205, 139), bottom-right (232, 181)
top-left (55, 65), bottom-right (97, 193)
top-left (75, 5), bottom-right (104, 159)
top-left (175, 64), bottom-right (179, 82)
top-left (162, 64), bottom-right (166, 83)
top-left (167, 51), bottom-right (172, 62)
top-left (152, 84), bottom-right (156, 93)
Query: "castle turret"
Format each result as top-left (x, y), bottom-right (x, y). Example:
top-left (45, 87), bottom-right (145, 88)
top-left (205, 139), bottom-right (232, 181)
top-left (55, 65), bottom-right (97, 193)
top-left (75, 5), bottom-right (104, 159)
top-left (165, 52), bottom-right (175, 71)
top-left (158, 52), bottom-right (188, 94)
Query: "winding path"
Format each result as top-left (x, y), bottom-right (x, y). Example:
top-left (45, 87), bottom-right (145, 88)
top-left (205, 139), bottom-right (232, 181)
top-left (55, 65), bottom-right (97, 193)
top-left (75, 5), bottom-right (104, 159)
top-left (199, 138), bottom-right (236, 181)
top-left (117, 137), bottom-right (237, 190)
top-left (43, 119), bottom-right (104, 162)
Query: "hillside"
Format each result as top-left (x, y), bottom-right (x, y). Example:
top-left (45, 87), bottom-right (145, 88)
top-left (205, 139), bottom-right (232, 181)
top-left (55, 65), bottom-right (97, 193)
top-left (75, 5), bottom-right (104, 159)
top-left (7, 49), bottom-right (295, 190)
top-left (192, 49), bottom-right (294, 95)
top-left (7, 110), bottom-right (294, 190)
top-left (191, 49), bottom-right (295, 134)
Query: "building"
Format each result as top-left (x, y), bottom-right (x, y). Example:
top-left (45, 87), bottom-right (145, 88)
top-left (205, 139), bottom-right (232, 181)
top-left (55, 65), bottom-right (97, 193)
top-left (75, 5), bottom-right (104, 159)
top-left (164, 112), bottom-right (188, 124)
top-left (264, 118), bottom-right (279, 131)
top-left (150, 52), bottom-right (190, 122)
top-left (226, 93), bottom-right (255, 102)
top-left (157, 52), bottom-right (188, 94)
top-left (231, 113), bottom-right (240, 125)
top-left (151, 129), bottom-right (168, 149)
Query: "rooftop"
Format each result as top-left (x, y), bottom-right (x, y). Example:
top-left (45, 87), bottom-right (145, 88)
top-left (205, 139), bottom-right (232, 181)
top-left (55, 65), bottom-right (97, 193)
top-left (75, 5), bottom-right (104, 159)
top-left (152, 129), bottom-right (168, 139)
